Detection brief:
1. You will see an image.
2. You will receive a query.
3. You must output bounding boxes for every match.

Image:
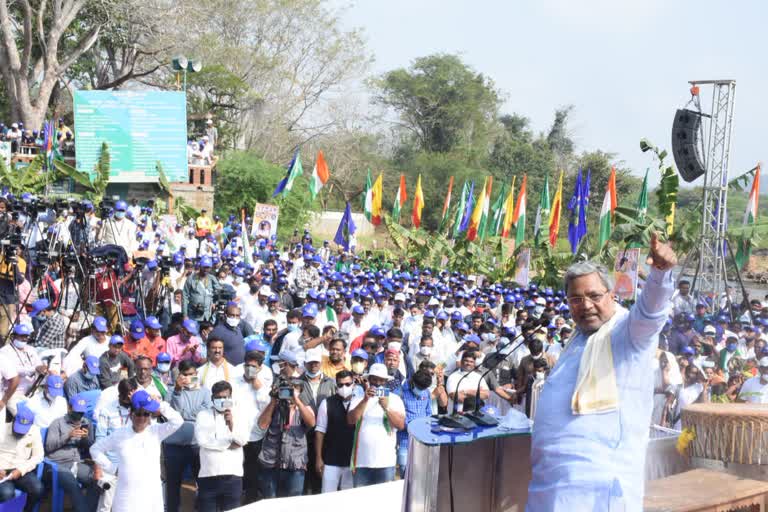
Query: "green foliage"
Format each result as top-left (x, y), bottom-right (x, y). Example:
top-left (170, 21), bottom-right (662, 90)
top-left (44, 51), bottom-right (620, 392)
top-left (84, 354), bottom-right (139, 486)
top-left (372, 54), bottom-right (501, 160)
top-left (213, 151), bottom-right (318, 240)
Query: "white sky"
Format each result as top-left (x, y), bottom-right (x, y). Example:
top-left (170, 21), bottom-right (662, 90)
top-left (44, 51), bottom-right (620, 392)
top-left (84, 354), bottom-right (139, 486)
top-left (335, 0), bottom-right (766, 190)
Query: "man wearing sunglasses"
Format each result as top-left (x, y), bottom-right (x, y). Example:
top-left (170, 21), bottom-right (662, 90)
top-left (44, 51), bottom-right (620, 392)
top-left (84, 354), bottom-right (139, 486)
top-left (315, 370), bottom-right (356, 493)
top-left (90, 389), bottom-right (183, 512)
top-left (527, 232), bottom-right (677, 511)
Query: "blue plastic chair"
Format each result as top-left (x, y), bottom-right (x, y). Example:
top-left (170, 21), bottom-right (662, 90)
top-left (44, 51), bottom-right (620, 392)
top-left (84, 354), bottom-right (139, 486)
top-left (0, 490), bottom-right (26, 512)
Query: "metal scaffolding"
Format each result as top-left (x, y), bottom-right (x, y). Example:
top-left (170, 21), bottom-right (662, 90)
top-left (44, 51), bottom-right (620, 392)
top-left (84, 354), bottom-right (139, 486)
top-left (690, 80), bottom-right (736, 299)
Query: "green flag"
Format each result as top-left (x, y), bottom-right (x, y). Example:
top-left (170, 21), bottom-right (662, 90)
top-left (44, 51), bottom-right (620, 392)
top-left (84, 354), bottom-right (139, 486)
top-left (637, 168), bottom-right (649, 221)
top-left (362, 169), bottom-right (373, 222)
top-left (488, 182), bottom-right (508, 237)
top-left (533, 174), bottom-right (551, 245)
top-left (451, 181), bottom-right (469, 239)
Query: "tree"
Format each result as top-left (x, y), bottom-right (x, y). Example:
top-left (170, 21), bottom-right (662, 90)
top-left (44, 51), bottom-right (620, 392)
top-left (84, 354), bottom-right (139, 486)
top-left (547, 106), bottom-right (576, 170)
top-left (0, 0), bottom-right (103, 127)
top-left (372, 54), bottom-right (502, 160)
top-left (213, 151), bottom-right (318, 240)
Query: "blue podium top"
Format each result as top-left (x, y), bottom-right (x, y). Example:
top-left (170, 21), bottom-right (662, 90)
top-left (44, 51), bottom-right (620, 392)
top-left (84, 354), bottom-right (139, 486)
top-left (408, 416), bottom-right (531, 447)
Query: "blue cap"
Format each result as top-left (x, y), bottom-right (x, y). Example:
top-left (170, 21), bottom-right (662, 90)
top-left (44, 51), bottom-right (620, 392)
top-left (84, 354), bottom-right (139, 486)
top-left (131, 389), bottom-right (160, 412)
top-left (30, 298), bottom-right (50, 316)
top-left (69, 394), bottom-right (89, 413)
top-left (115, 200), bottom-right (127, 211)
top-left (92, 316), bottom-right (108, 333)
top-left (182, 319), bottom-right (199, 335)
top-left (85, 355), bottom-right (101, 375)
top-left (352, 305), bottom-right (365, 315)
top-left (351, 349), bottom-right (369, 360)
top-left (268, 294), bottom-right (279, 303)
top-left (369, 325), bottom-right (386, 337)
top-left (456, 322), bottom-right (470, 332)
top-left (451, 311), bottom-right (463, 321)
top-left (436, 311), bottom-right (448, 321)
top-left (156, 352), bottom-right (171, 364)
top-left (199, 255), bottom-right (213, 268)
top-left (463, 334), bottom-right (482, 345)
top-left (110, 334), bottom-right (125, 345)
top-left (13, 405), bottom-right (34, 435)
top-left (129, 319), bottom-right (145, 338)
top-left (144, 316), bottom-right (162, 330)
top-left (45, 375), bottom-right (64, 397)
top-left (681, 346), bottom-right (695, 356)
top-left (13, 323), bottom-right (32, 336)
top-left (279, 351), bottom-right (298, 365)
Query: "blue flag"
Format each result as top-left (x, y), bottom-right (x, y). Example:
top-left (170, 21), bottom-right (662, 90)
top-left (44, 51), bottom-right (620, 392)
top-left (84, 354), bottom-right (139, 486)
top-left (272, 148), bottom-right (303, 198)
top-left (578, 168), bottom-right (590, 242)
top-left (334, 202), bottom-right (357, 252)
top-left (567, 169), bottom-right (583, 254)
top-left (459, 180), bottom-right (476, 232)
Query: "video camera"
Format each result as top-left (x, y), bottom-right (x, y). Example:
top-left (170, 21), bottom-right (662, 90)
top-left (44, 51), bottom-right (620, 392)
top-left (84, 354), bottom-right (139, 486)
top-left (271, 376), bottom-right (302, 401)
top-left (213, 285), bottom-right (236, 318)
top-left (100, 196), bottom-right (117, 219)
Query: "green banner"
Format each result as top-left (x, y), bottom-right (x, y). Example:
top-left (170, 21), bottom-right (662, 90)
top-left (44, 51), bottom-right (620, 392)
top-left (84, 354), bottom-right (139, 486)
top-left (74, 90), bottom-right (188, 183)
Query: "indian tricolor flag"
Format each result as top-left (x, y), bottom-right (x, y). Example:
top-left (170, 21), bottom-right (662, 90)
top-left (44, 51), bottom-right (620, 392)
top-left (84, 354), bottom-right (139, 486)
top-left (736, 164), bottom-right (761, 269)
top-left (548, 171), bottom-right (563, 246)
top-left (598, 166), bottom-right (618, 248)
top-left (512, 174), bottom-right (527, 246)
top-left (392, 175), bottom-right (407, 223)
top-left (309, 150), bottom-right (330, 200)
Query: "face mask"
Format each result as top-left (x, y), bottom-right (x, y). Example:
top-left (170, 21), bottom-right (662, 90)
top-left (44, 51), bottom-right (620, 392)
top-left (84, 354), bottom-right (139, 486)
top-left (288, 324), bottom-right (300, 333)
top-left (305, 369), bottom-right (322, 379)
top-left (535, 372), bottom-right (545, 380)
top-left (272, 363), bottom-right (282, 375)
top-left (761, 373), bottom-right (768, 383)
top-left (226, 317), bottom-right (240, 327)
top-left (12, 339), bottom-right (26, 349)
top-left (114, 211), bottom-right (126, 219)
top-left (337, 385), bottom-right (354, 399)
top-left (727, 343), bottom-right (737, 353)
top-left (212, 398), bottom-right (233, 412)
top-left (481, 333), bottom-right (497, 343)
top-left (244, 366), bottom-right (260, 379)
top-left (419, 346), bottom-right (432, 357)
top-left (69, 411), bottom-right (84, 422)
top-left (351, 362), bottom-right (366, 375)
top-left (157, 363), bottom-right (171, 373)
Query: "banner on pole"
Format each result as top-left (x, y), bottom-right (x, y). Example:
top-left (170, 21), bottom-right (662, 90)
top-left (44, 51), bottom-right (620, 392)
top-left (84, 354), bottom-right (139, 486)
top-left (613, 248), bottom-right (640, 301)
top-left (514, 248), bottom-right (531, 286)
top-left (251, 203), bottom-right (280, 240)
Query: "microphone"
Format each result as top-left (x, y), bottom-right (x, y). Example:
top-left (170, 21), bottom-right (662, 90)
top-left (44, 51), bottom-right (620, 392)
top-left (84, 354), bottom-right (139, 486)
top-left (437, 318), bottom-right (545, 430)
top-left (464, 324), bottom-right (549, 427)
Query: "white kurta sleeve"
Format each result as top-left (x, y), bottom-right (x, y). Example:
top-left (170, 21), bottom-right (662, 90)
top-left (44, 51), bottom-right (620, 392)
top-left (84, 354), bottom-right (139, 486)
top-left (90, 431), bottom-right (120, 475)
top-left (152, 402), bottom-right (183, 441)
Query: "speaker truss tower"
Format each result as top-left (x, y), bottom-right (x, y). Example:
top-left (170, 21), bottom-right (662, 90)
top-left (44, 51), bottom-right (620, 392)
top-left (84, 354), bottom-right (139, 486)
top-left (690, 80), bottom-right (736, 299)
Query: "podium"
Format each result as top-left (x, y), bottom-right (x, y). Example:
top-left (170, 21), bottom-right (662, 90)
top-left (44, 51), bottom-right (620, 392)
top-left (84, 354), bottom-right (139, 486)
top-left (402, 417), bottom-right (532, 512)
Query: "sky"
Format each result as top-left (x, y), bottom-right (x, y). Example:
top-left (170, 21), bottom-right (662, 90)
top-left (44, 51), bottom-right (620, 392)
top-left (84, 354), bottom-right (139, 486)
top-left (333, 0), bottom-right (767, 191)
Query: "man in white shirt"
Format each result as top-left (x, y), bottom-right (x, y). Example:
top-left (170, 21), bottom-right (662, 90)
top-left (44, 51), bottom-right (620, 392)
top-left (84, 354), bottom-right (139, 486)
top-left (25, 375), bottom-right (67, 428)
top-left (197, 337), bottom-right (241, 389)
top-left (346, 363), bottom-right (405, 487)
top-left (340, 305), bottom-right (370, 347)
top-left (194, 380), bottom-right (250, 511)
top-left (738, 357), bottom-right (768, 403)
top-left (1, 323), bottom-right (45, 402)
top-left (63, 316), bottom-right (110, 377)
top-left (98, 200), bottom-right (137, 253)
top-left (233, 351), bottom-right (270, 504)
top-left (445, 350), bottom-right (490, 413)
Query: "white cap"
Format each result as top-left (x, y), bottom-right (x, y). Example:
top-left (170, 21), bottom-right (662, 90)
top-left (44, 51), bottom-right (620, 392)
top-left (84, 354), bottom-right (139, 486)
top-left (394, 292), bottom-right (406, 302)
top-left (428, 297), bottom-right (440, 306)
top-left (202, 135), bottom-right (209, 141)
top-left (467, 275), bottom-right (477, 281)
top-left (760, 357), bottom-right (768, 368)
top-left (535, 297), bottom-right (546, 306)
top-left (304, 348), bottom-right (322, 364)
top-left (703, 325), bottom-right (716, 335)
top-left (259, 285), bottom-right (272, 296)
top-left (368, 363), bottom-right (393, 380)
top-left (206, 119), bottom-right (213, 124)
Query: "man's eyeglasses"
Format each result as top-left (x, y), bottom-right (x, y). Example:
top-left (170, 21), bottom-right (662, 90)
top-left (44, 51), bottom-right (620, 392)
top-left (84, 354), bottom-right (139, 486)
top-left (566, 291), bottom-right (609, 306)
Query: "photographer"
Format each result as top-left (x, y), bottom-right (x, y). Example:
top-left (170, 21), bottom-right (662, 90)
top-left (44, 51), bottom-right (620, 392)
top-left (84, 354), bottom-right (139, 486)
top-left (44, 394), bottom-right (101, 511)
top-left (0, 242), bottom-right (25, 339)
top-left (257, 353), bottom-right (316, 499)
top-left (182, 256), bottom-right (219, 322)
top-left (97, 200), bottom-right (137, 253)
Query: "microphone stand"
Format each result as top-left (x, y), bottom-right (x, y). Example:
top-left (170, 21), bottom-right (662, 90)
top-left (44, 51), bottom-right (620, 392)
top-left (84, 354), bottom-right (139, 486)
top-left (438, 327), bottom-right (531, 430)
top-left (464, 334), bottom-right (531, 426)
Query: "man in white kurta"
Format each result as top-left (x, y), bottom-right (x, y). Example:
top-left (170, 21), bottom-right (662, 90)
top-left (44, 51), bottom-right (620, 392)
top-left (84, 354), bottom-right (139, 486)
top-left (90, 389), bottom-right (183, 512)
top-left (527, 233), bottom-right (676, 511)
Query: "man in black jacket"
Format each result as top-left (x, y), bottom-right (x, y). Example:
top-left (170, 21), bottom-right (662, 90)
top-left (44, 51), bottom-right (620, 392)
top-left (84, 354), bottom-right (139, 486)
top-left (314, 370), bottom-right (355, 493)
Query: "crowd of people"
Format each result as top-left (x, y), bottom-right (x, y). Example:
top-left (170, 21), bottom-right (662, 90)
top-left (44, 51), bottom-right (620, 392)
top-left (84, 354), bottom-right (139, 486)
top-left (0, 193), bottom-right (757, 511)
top-left (0, 118), bottom-right (75, 156)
